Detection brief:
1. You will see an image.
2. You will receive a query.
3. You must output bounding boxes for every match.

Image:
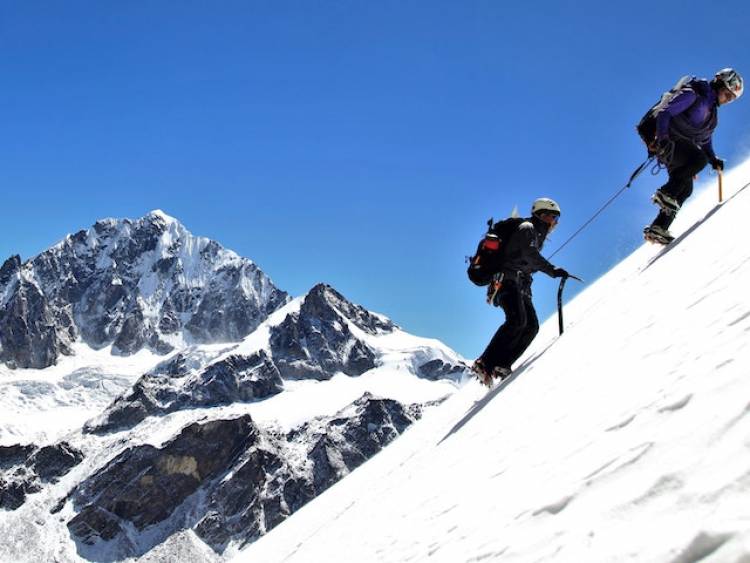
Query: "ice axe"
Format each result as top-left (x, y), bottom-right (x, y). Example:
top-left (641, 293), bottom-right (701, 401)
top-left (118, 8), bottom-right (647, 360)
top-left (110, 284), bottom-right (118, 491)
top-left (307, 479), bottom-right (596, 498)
top-left (557, 274), bottom-right (583, 335)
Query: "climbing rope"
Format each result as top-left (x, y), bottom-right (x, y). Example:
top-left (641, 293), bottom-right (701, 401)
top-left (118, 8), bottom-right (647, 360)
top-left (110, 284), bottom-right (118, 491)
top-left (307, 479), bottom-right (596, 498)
top-left (547, 155), bottom-right (660, 260)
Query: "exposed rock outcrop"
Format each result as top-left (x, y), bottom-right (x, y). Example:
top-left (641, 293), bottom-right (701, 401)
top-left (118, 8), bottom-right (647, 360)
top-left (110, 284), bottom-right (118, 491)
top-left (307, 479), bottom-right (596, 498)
top-left (68, 417), bottom-right (256, 546)
top-left (269, 284), bottom-right (385, 380)
top-left (0, 442), bottom-right (83, 510)
top-left (67, 394), bottom-right (425, 556)
top-left (86, 351), bottom-right (283, 434)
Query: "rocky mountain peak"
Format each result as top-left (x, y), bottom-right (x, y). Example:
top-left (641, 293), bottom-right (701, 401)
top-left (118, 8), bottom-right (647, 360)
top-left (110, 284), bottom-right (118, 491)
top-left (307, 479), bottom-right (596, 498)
top-left (303, 283), bottom-right (396, 335)
top-left (0, 212), bottom-right (289, 369)
top-left (0, 255), bottom-right (21, 287)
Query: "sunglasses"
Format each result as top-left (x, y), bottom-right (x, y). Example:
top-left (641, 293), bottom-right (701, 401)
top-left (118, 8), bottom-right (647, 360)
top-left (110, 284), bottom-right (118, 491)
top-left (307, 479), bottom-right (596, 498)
top-left (721, 86), bottom-right (737, 103)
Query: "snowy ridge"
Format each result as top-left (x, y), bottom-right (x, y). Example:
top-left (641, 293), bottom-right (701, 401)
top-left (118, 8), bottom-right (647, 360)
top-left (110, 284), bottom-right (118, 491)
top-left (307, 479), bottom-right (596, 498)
top-left (84, 283), bottom-right (465, 436)
top-left (234, 161), bottom-right (750, 562)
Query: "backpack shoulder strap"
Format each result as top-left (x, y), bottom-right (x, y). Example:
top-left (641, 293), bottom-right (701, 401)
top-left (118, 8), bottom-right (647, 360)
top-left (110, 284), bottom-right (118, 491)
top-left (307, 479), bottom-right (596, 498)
top-left (653, 75), bottom-right (696, 113)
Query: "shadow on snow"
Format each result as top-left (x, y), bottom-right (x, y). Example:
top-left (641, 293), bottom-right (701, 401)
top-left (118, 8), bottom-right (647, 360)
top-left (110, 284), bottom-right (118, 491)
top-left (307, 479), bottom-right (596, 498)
top-left (643, 180), bottom-right (750, 272)
top-left (437, 338), bottom-right (559, 446)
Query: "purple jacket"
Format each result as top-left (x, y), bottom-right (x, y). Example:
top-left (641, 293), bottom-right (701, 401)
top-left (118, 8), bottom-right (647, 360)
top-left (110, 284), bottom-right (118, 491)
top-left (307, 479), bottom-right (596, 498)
top-left (655, 78), bottom-right (718, 159)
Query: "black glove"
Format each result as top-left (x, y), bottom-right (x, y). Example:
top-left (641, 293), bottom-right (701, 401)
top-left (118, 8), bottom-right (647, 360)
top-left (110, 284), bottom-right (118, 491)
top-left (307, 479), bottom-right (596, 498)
top-left (710, 157), bottom-right (725, 171)
top-left (552, 268), bottom-right (569, 279)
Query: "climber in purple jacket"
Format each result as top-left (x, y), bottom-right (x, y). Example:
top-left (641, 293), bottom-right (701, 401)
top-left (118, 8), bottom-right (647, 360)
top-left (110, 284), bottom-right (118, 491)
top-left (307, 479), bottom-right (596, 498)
top-left (643, 68), bottom-right (744, 244)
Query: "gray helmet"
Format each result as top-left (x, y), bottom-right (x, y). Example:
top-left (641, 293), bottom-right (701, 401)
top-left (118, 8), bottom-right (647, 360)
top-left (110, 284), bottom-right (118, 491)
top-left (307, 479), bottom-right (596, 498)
top-left (715, 68), bottom-right (744, 99)
top-left (531, 197), bottom-right (561, 216)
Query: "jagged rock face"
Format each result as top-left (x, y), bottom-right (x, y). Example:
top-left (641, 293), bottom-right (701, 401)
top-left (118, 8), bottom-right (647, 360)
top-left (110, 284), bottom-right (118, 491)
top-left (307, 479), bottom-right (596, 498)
top-left (270, 284), bottom-right (387, 380)
top-left (86, 350), bottom-right (284, 434)
top-left (194, 394), bottom-right (422, 551)
top-left (193, 448), bottom-right (294, 550)
top-left (68, 417), bottom-right (256, 547)
top-left (295, 394), bottom-right (420, 494)
top-left (66, 395), bottom-right (424, 556)
top-left (0, 442), bottom-right (83, 510)
top-left (0, 211), bottom-right (289, 369)
top-left (186, 263), bottom-right (286, 342)
top-left (0, 445), bottom-right (38, 510)
top-left (0, 279), bottom-right (76, 369)
top-left (417, 358), bottom-right (468, 381)
top-left (0, 444), bottom-right (36, 469)
top-left (0, 255), bottom-right (21, 287)
top-left (302, 283), bottom-right (395, 335)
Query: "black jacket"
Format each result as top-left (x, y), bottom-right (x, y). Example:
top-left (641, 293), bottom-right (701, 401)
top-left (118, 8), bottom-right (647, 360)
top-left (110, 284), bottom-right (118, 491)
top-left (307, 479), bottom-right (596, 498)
top-left (500, 216), bottom-right (556, 284)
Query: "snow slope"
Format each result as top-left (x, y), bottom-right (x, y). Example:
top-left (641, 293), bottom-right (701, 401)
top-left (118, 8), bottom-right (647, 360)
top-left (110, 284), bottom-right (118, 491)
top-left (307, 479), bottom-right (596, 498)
top-left (235, 161), bottom-right (750, 562)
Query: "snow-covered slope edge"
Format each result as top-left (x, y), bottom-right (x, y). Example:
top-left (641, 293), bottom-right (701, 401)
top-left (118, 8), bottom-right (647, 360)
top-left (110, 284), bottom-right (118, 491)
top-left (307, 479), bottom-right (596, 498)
top-left (235, 162), bottom-right (750, 563)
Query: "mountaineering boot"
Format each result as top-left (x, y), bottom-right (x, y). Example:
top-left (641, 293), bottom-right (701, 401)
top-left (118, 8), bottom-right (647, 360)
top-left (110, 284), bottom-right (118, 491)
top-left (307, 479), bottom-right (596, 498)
top-left (491, 366), bottom-right (512, 381)
top-left (643, 225), bottom-right (675, 245)
top-left (472, 358), bottom-right (494, 387)
top-left (651, 190), bottom-right (680, 215)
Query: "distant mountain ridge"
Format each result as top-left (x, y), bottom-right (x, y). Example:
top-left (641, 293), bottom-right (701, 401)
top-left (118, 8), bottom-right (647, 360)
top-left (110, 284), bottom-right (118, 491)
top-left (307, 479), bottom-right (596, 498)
top-left (0, 210), bottom-right (289, 369)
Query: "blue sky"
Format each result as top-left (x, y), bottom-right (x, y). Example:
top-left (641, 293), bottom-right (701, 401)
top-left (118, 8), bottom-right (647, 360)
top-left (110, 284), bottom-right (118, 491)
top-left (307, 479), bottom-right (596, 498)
top-left (2, 1), bottom-right (749, 359)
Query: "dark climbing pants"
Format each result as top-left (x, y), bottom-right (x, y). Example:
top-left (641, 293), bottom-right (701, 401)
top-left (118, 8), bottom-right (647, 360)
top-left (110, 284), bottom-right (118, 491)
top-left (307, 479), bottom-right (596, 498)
top-left (652, 140), bottom-right (709, 230)
top-left (480, 281), bottom-right (539, 371)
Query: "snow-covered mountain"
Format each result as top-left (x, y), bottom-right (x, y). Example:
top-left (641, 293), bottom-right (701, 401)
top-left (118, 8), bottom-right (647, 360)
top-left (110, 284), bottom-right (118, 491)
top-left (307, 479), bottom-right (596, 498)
top-left (84, 282), bottom-right (462, 436)
top-left (232, 162), bottom-right (750, 563)
top-left (0, 211), bottom-right (467, 562)
top-left (0, 210), bottom-right (289, 369)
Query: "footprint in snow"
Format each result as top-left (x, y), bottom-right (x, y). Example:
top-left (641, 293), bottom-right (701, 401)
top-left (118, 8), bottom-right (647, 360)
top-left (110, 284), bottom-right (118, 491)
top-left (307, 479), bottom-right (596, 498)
top-left (657, 394), bottom-right (692, 413)
top-left (630, 473), bottom-right (684, 506)
top-left (605, 413), bottom-right (637, 432)
top-left (584, 442), bottom-right (654, 484)
top-left (669, 531), bottom-right (733, 563)
top-left (728, 311), bottom-right (750, 327)
top-left (715, 359), bottom-right (734, 370)
top-left (715, 401), bottom-right (750, 437)
top-left (532, 494), bottom-right (574, 516)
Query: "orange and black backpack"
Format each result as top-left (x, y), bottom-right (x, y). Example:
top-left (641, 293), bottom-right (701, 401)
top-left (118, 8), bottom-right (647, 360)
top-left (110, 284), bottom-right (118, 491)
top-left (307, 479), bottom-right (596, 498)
top-left (467, 217), bottom-right (524, 286)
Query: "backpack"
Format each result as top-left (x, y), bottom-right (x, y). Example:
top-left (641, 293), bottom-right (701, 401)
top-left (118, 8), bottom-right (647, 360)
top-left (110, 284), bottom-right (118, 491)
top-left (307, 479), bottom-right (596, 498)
top-left (636, 75), bottom-right (698, 151)
top-left (466, 217), bottom-right (524, 286)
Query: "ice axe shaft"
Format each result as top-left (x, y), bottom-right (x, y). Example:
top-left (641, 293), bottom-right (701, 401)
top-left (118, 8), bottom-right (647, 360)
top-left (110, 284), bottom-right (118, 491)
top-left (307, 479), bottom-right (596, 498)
top-left (557, 275), bottom-right (583, 335)
top-left (557, 278), bottom-right (567, 335)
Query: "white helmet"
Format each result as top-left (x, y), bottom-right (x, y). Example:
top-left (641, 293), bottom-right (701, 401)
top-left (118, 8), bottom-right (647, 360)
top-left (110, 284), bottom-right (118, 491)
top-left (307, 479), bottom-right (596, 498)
top-left (531, 197), bottom-right (561, 216)
top-left (715, 68), bottom-right (743, 99)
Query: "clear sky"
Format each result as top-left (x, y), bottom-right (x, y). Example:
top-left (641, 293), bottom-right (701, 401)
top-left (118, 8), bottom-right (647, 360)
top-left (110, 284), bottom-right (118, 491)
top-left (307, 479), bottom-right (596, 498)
top-left (2, 1), bottom-right (749, 359)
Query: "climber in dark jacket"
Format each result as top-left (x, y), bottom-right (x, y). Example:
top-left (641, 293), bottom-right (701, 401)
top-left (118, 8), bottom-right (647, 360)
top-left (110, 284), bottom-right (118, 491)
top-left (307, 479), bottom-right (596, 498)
top-left (644, 68), bottom-right (744, 244)
top-left (472, 198), bottom-right (568, 386)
